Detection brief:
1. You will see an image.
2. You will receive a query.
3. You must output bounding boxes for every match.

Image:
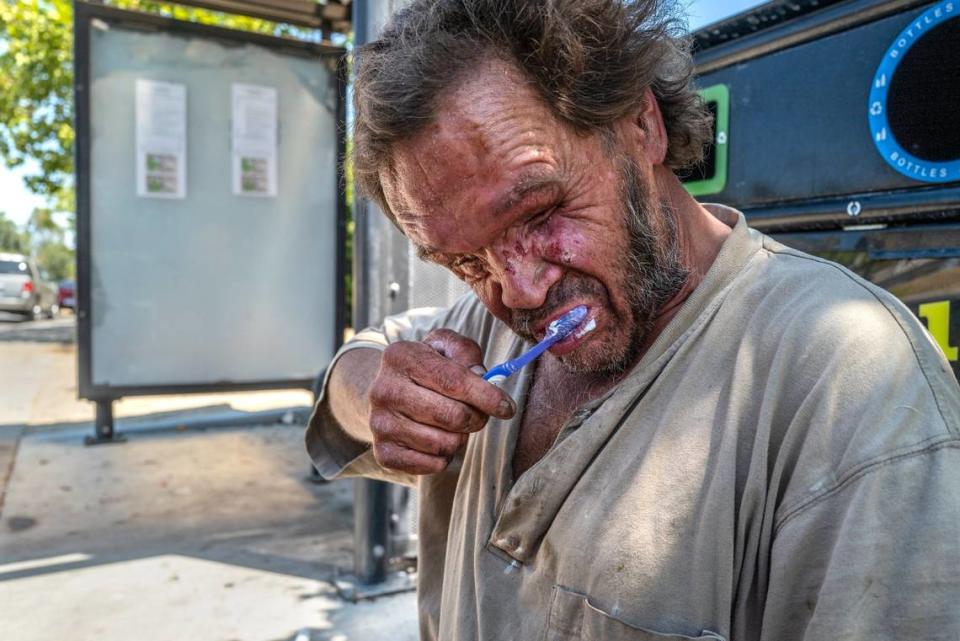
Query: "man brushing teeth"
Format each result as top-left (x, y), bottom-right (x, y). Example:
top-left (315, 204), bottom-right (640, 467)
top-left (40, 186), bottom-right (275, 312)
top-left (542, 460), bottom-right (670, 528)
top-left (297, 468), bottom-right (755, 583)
top-left (306, 1), bottom-right (960, 639)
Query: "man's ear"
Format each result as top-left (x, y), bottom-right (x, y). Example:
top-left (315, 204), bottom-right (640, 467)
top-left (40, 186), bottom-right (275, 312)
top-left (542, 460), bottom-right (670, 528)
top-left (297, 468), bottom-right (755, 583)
top-left (634, 86), bottom-right (668, 166)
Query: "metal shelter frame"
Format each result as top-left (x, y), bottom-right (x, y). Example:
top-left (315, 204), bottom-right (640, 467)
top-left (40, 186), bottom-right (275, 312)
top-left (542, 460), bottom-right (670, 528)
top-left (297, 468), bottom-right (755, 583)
top-left (73, 1), bottom-right (349, 442)
top-left (82, 0), bottom-right (353, 34)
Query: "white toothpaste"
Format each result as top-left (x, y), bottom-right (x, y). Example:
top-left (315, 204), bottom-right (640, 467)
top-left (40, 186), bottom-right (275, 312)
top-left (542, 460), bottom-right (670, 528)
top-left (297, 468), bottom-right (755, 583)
top-left (574, 318), bottom-right (597, 339)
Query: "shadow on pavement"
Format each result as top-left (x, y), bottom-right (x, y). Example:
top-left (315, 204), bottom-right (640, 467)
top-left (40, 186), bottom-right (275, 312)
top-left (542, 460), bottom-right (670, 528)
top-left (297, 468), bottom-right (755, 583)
top-left (0, 531), bottom-right (347, 584)
top-left (5, 403), bottom-right (235, 434)
top-left (3, 402), bottom-right (313, 436)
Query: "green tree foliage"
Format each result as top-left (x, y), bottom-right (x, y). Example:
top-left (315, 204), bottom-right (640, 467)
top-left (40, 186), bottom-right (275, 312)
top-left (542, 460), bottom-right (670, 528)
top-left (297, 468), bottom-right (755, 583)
top-left (0, 1), bottom-right (74, 200)
top-left (0, 211), bottom-right (32, 254)
top-left (24, 207), bottom-right (74, 279)
top-left (36, 239), bottom-right (73, 280)
top-left (112, 1), bottom-right (290, 34)
top-left (26, 207), bottom-right (64, 245)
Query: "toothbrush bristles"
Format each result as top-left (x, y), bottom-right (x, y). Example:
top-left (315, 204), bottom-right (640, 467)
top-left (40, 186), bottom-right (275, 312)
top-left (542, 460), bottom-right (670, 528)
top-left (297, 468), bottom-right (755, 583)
top-left (546, 305), bottom-right (589, 340)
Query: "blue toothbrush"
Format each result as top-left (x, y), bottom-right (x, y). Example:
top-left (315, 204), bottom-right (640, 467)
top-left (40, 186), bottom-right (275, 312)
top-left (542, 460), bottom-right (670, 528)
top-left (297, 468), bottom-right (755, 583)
top-left (483, 305), bottom-right (590, 385)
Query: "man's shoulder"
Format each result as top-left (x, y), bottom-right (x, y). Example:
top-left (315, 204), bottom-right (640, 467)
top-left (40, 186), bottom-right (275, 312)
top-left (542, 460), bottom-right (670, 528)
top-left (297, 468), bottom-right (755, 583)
top-left (723, 232), bottom-right (960, 518)
top-left (734, 231), bottom-right (931, 353)
top-left (735, 230), bottom-right (959, 420)
top-left (756, 232), bottom-right (897, 304)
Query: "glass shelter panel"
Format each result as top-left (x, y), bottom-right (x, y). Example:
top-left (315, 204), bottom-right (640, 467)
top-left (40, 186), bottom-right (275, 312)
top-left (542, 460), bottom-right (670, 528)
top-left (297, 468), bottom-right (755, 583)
top-left (87, 21), bottom-right (339, 389)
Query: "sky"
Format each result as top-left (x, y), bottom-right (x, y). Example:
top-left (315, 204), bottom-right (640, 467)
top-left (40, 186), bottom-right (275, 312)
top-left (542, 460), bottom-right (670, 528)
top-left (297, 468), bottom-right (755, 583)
top-left (0, 0), bottom-right (765, 228)
top-left (685, 0), bottom-right (765, 31)
top-left (1, 160), bottom-right (48, 226)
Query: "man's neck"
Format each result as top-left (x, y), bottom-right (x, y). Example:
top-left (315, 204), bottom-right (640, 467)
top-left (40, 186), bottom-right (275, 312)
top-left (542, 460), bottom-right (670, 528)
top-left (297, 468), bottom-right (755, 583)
top-left (642, 171), bottom-right (733, 349)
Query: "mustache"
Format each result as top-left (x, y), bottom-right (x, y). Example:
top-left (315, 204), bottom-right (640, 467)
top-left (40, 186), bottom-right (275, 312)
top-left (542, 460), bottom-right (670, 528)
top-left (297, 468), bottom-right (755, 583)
top-left (509, 275), bottom-right (607, 343)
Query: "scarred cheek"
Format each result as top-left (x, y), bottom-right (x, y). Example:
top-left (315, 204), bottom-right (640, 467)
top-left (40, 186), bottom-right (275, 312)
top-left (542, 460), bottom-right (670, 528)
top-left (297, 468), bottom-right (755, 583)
top-left (490, 233), bottom-right (527, 276)
top-left (534, 219), bottom-right (588, 267)
top-left (501, 249), bottom-right (517, 275)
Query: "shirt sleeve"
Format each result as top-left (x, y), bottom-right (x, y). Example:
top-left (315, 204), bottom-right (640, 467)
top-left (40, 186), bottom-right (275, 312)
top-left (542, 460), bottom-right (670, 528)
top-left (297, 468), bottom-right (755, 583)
top-left (304, 292), bottom-right (496, 485)
top-left (760, 442), bottom-right (960, 641)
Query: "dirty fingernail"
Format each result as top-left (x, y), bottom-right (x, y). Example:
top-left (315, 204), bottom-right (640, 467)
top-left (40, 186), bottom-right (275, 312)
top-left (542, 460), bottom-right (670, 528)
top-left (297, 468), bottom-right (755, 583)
top-left (470, 365), bottom-right (486, 376)
top-left (498, 398), bottom-right (516, 418)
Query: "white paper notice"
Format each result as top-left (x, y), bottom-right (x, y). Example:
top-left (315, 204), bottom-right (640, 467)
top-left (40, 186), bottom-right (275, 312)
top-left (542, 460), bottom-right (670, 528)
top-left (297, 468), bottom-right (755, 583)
top-left (135, 79), bottom-right (187, 199)
top-left (231, 84), bottom-right (278, 198)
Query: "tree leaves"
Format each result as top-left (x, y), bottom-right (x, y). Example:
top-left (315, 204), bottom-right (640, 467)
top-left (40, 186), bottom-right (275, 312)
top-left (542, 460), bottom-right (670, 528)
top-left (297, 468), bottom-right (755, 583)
top-left (0, 0), bottom-right (75, 199)
top-left (35, 237), bottom-right (73, 280)
top-left (0, 211), bottom-right (32, 254)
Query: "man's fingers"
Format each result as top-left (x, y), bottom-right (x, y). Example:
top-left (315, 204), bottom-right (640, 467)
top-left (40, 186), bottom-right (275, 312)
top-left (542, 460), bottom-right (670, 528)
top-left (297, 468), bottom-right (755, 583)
top-left (376, 381), bottom-right (487, 433)
top-left (406, 354), bottom-right (515, 420)
top-left (369, 365), bottom-right (471, 428)
top-left (373, 440), bottom-right (451, 475)
top-left (372, 411), bottom-right (468, 457)
top-left (368, 336), bottom-right (521, 476)
top-left (386, 340), bottom-right (516, 419)
top-left (423, 328), bottom-right (484, 370)
top-left (379, 337), bottom-right (517, 423)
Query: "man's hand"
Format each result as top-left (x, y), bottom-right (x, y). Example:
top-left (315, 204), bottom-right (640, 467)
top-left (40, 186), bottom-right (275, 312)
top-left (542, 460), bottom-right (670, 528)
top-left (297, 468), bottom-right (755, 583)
top-left (368, 329), bottom-right (517, 474)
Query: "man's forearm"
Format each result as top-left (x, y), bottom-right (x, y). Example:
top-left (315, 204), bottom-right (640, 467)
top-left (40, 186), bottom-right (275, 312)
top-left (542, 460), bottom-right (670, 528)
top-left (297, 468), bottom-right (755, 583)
top-left (326, 347), bottom-right (383, 444)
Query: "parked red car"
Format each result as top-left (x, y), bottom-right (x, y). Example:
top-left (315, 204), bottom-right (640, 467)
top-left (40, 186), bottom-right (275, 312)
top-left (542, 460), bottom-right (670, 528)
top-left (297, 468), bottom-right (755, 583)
top-left (58, 279), bottom-right (76, 311)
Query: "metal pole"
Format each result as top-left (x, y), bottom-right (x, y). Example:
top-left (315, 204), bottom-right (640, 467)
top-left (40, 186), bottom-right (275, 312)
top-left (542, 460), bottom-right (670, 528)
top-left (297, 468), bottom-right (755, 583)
top-left (85, 399), bottom-right (125, 445)
top-left (353, 0), bottom-right (369, 49)
top-left (95, 400), bottom-right (113, 440)
top-left (349, 0), bottom-right (392, 588)
top-left (342, 0), bottom-right (413, 600)
top-left (353, 478), bottom-right (391, 583)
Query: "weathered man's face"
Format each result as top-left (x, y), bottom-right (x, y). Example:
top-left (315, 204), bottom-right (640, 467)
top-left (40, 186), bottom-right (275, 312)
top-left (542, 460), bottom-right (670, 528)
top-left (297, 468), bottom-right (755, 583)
top-left (380, 60), bottom-right (686, 378)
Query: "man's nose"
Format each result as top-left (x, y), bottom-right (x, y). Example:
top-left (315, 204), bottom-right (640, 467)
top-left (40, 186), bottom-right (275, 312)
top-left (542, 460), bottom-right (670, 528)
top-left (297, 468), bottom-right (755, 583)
top-left (486, 249), bottom-right (560, 310)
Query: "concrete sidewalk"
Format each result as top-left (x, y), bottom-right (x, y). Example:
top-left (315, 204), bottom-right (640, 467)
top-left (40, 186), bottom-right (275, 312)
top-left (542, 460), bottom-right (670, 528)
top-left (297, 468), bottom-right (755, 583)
top-left (0, 421), bottom-right (417, 641)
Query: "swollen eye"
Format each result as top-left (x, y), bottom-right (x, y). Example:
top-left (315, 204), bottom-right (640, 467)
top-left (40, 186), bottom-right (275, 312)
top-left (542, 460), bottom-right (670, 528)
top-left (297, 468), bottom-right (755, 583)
top-left (530, 208), bottom-right (555, 228)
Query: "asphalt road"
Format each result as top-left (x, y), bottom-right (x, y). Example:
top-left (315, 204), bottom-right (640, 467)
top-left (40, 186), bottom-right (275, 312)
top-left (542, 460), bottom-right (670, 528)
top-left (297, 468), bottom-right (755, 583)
top-left (0, 314), bottom-right (76, 344)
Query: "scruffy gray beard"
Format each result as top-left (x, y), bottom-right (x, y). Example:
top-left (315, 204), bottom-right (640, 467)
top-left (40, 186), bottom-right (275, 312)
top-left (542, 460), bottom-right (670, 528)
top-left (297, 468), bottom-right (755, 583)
top-left (511, 158), bottom-right (688, 380)
top-left (612, 158), bottom-right (689, 375)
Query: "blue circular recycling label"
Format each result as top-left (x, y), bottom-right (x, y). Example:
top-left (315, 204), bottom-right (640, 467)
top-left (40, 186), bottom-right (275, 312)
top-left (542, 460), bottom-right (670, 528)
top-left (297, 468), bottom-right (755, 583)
top-left (869, 0), bottom-right (960, 183)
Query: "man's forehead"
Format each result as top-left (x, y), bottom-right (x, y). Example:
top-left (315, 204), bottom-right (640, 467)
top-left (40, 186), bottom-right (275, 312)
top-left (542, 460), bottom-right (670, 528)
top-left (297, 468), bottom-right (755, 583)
top-left (381, 60), bottom-right (561, 181)
top-left (376, 59), bottom-right (572, 249)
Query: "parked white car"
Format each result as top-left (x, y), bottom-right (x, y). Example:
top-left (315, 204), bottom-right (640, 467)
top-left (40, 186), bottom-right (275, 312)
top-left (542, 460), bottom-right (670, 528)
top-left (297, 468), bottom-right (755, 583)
top-left (0, 252), bottom-right (59, 320)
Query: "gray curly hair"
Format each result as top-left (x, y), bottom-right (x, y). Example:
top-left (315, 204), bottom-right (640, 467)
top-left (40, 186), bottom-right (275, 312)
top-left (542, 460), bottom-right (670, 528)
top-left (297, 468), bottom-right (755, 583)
top-left (352, 0), bottom-right (713, 218)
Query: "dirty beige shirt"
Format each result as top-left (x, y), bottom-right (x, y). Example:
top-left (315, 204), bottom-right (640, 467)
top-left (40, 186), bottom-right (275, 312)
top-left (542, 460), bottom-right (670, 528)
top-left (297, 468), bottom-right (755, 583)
top-left (306, 206), bottom-right (960, 641)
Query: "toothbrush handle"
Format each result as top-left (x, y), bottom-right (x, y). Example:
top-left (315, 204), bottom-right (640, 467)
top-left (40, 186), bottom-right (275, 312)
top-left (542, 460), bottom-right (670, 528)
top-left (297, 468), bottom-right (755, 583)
top-left (482, 335), bottom-right (558, 383)
top-left (483, 363), bottom-right (514, 382)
